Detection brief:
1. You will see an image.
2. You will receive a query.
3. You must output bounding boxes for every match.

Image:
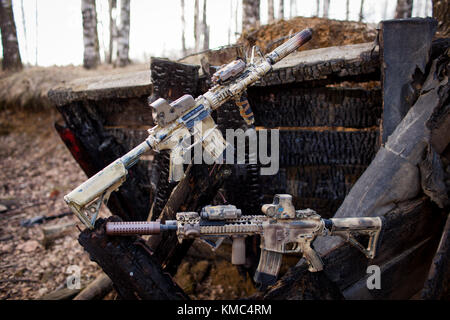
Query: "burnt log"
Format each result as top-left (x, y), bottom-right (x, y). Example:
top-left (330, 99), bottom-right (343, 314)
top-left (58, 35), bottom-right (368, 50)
top-left (327, 54), bottom-right (449, 221)
top-left (78, 216), bottom-right (188, 300)
top-left (379, 18), bottom-right (437, 143)
top-left (258, 263), bottom-right (344, 300)
top-left (421, 213), bottom-right (450, 300)
top-left (276, 129), bottom-right (379, 167)
top-left (260, 165), bottom-right (368, 218)
top-left (250, 87), bottom-right (381, 129)
top-left (148, 58), bottom-right (202, 221)
top-left (254, 42), bottom-right (380, 87)
top-left (149, 57), bottom-right (200, 103)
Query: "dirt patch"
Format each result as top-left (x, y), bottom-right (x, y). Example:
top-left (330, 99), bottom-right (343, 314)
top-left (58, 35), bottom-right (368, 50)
top-left (0, 109), bottom-right (102, 299)
top-left (239, 16), bottom-right (377, 54)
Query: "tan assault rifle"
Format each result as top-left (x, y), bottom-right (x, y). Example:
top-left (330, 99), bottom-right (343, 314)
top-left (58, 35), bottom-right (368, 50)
top-left (105, 194), bottom-right (384, 289)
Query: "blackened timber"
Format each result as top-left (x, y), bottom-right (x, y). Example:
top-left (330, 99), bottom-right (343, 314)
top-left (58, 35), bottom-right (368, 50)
top-left (258, 263), bottom-right (344, 300)
top-left (276, 130), bottom-right (379, 166)
top-left (78, 216), bottom-right (188, 300)
top-left (253, 42), bottom-right (380, 87)
top-left (259, 165), bottom-right (368, 218)
top-left (421, 213), bottom-right (450, 300)
top-left (379, 18), bottom-right (437, 143)
top-left (149, 57), bottom-right (200, 103)
top-left (149, 164), bottom-right (232, 276)
top-left (55, 100), bottom-right (151, 222)
top-left (249, 87), bottom-right (381, 128)
top-left (330, 54), bottom-right (449, 220)
top-left (343, 235), bottom-right (440, 299)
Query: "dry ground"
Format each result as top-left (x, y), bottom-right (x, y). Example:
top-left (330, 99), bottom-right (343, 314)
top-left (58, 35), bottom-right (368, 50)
top-left (0, 108), bottom-right (261, 300)
top-left (0, 108), bottom-right (101, 299)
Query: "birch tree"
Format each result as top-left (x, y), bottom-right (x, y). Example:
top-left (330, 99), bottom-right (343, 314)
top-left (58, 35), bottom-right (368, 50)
top-left (268, 0), bottom-right (274, 23)
top-left (395, 0), bottom-right (413, 18)
top-left (107, 0), bottom-right (117, 64)
top-left (316, 0), bottom-right (320, 16)
top-left (194, 0), bottom-right (200, 51)
top-left (346, 0), bottom-right (350, 20)
top-left (202, 0), bottom-right (209, 50)
top-left (359, 0), bottom-right (364, 21)
top-left (323, 0), bottom-right (330, 18)
top-left (278, 0), bottom-right (284, 19)
top-left (116, 0), bottom-right (130, 67)
top-left (81, 0), bottom-right (100, 69)
top-left (181, 0), bottom-right (186, 55)
top-left (242, 0), bottom-right (260, 33)
top-left (290, 0), bottom-right (297, 18)
top-left (0, 0), bottom-right (22, 71)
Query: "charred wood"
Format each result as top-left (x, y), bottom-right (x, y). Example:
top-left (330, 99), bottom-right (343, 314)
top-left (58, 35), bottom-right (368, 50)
top-left (78, 216), bottom-right (188, 300)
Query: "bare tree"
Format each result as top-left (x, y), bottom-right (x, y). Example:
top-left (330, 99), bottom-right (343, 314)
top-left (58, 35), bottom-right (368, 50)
top-left (346, 0), bottom-right (350, 20)
top-left (268, 0), bottom-right (275, 23)
top-left (34, 0), bottom-right (37, 65)
top-left (382, 0), bottom-right (388, 19)
top-left (242, 0), bottom-right (260, 33)
top-left (395, 0), bottom-right (413, 18)
top-left (290, 0), bottom-right (297, 18)
top-left (316, 0), bottom-right (320, 16)
top-left (107, 0), bottom-right (117, 64)
top-left (181, 0), bottom-right (186, 55)
top-left (194, 0), bottom-right (200, 51)
top-left (116, 0), bottom-right (130, 67)
top-left (0, 0), bottom-right (22, 71)
top-left (202, 0), bottom-right (209, 50)
top-left (20, 0), bottom-right (27, 63)
top-left (228, 0), bottom-right (232, 44)
top-left (81, 0), bottom-right (100, 69)
top-left (235, 0), bottom-right (238, 37)
top-left (359, 0), bottom-right (365, 21)
top-left (323, 0), bottom-right (330, 18)
top-left (278, 0), bottom-right (284, 19)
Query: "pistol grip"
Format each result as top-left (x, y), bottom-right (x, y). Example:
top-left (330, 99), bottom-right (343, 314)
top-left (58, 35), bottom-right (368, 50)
top-left (302, 245), bottom-right (324, 272)
top-left (254, 249), bottom-right (282, 290)
top-left (168, 147), bottom-right (185, 182)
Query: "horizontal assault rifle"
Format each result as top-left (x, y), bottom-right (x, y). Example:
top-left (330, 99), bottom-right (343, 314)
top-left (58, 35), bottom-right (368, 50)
top-left (105, 194), bottom-right (384, 289)
top-left (64, 28), bottom-right (314, 229)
